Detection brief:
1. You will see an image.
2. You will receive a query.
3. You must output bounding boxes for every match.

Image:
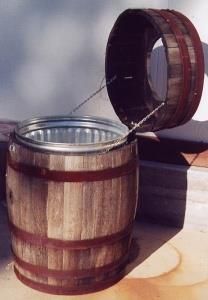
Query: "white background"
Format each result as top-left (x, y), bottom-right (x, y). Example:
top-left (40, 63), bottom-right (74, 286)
top-left (0, 0), bottom-right (207, 142)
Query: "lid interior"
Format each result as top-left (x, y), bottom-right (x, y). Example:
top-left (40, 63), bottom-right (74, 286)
top-left (105, 10), bottom-right (164, 131)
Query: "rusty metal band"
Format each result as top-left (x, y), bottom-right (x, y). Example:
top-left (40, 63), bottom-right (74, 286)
top-left (169, 10), bottom-right (204, 124)
top-left (7, 154), bottom-right (137, 182)
top-left (9, 221), bottom-right (133, 250)
top-left (12, 248), bottom-right (128, 279)
top-left (14, 266), bottom-right (125, 295)
top-left (152, 9), bottom-right (191, 127)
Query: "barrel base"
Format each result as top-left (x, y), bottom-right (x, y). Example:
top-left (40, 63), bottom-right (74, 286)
top-left (14, 266), bottom-right (125, 295)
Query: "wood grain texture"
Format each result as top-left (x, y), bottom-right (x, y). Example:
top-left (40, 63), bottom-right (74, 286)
top-left (6, 138), bottom-right (139, 294)
top-left (105, 8), bottom-right (204, 132)
top-left (2, 212), bottom-right (208, 300)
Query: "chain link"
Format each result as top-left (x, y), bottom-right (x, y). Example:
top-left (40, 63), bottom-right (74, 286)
top-left (130, 102), bottom-right (165, 131)
top-left (68, 75), bottom-right (117, 115)
top-left (67, 74), bottom-right (165, 152)
top-left (105, 102), bottom-right (165, 152)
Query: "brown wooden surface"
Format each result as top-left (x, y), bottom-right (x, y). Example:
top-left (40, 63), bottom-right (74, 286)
top-left (6, 139), bottom-right (139, 294)
top-left (1, 204), bottom-right (208, 300)
top-left (105, 9), bottom-right (204, 132)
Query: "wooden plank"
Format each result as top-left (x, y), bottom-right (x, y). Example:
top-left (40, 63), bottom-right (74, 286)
top-left (167, 47), bottom-right (181, 64)
top-left (168, 64), bottom-right (182, 77)
top-left (188, 47), bottom-right (196, 63)
top-left (164, 34), bottom-right (192, 47)
top-left (167, 77), bottom-right (182, 98)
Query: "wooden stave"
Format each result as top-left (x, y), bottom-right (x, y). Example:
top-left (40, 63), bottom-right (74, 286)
top-left (6, 138), bottom-right (139, 294)
top-left (144, 8), bottom-right (185, 130)
top-left (170, 10), bottom-right (204, 125)
top-left (152, 8), bottom-right (199, 128)
top-left (151, 9), bottom-right (192, 129)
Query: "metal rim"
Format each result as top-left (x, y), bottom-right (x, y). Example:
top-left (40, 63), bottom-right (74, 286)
top-left (15, 115), bottom-right (128, 153)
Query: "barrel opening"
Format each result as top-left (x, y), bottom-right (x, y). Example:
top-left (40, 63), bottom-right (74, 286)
top-left (24, 126), bottom-right (119, 144)
top-left (15, 116), bottom-right (129, 153)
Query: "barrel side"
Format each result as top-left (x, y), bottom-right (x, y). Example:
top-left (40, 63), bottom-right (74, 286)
top-left (6, 139), bottom-right (139, 294)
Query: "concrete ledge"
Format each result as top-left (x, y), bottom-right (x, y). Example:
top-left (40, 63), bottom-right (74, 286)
top-left (138, 160), bottom-right (208, 230)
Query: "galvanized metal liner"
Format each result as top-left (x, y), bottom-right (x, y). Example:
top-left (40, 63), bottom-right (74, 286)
top-left (15, 116), bottom-right (128, 153)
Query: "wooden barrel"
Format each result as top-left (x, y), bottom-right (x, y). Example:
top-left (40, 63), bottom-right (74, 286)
top-left (6, 116), bottom-right (138, 295)
top-left (105, 9), bottom-right (204, 132)
top-left (0, 120), bottom-right (17, 203)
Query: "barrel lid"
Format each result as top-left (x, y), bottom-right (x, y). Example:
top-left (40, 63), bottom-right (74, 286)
top-left (105, 9), bottom-right (204, 132)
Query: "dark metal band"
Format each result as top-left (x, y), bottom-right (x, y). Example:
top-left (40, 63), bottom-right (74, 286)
top-left (14, 266), bottom-right (125, 295)
top-left (152, 9), bottom-right (191, 127)
top-left (7, 154), bottom-right (137, 182)
top-left (12, 248), bottom-right (128, 279)
top-left (9, 221), bottom-right (132, 250)
top-left (170, 10), bottom-right (204, 124)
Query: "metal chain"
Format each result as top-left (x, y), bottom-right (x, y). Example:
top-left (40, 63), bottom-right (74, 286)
top-left (68, 75), bottom-right (117, 115)
top-left (130, 102), bottom-right (165, 130)
top-left (67, 74), bottom-right (165, 152)
top-left (105, 101), bottom-right (165, 152)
